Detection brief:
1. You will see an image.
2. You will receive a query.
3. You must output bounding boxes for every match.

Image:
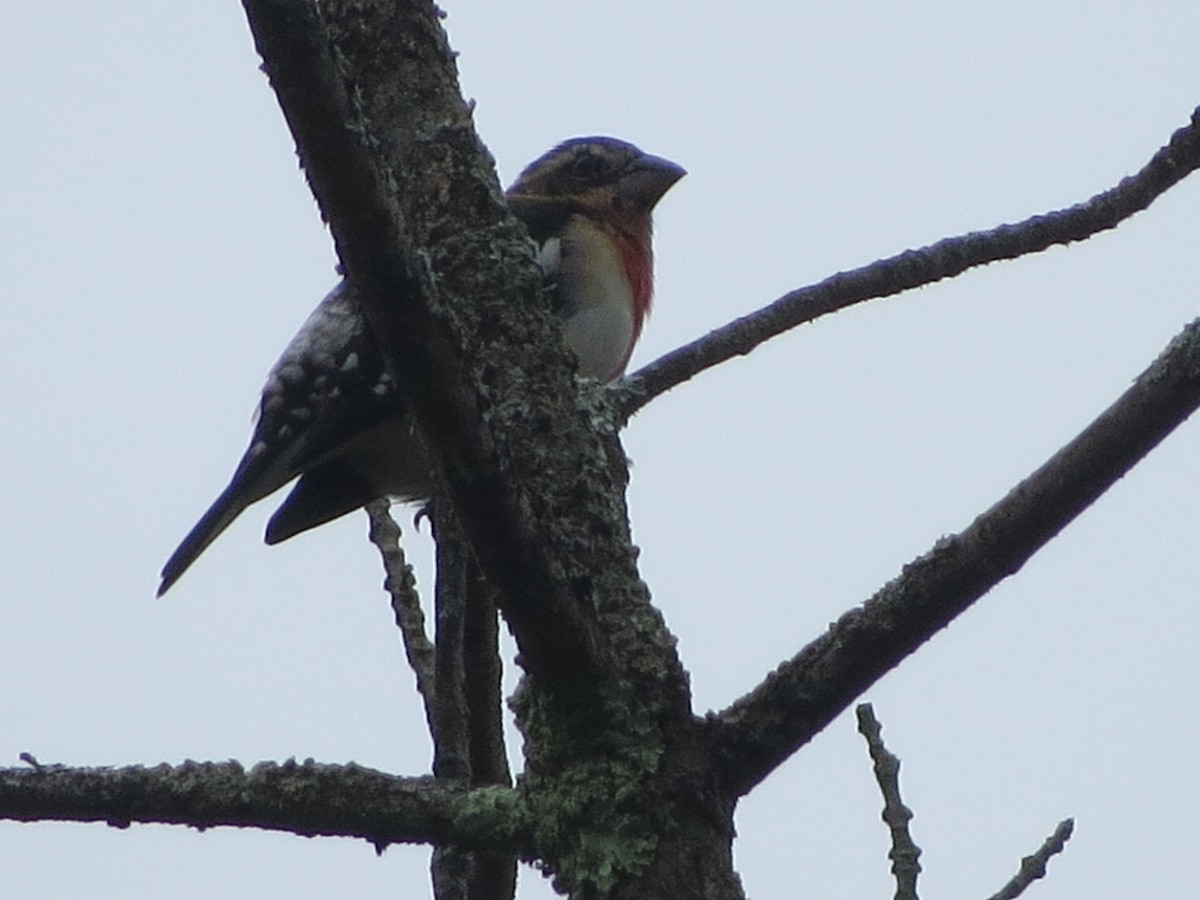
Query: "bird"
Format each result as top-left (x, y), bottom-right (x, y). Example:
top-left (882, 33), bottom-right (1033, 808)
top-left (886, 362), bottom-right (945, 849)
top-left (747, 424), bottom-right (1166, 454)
top-left (157, 137), bottom-right (684, 596)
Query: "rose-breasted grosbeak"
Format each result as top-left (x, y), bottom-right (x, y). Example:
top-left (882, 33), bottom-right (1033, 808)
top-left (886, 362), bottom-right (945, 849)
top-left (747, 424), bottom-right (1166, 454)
top-left (158, 137), bottom-right (684, 595)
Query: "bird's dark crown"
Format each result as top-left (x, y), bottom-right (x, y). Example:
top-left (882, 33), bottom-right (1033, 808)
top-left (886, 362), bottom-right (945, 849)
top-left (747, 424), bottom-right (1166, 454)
top-left (510, 136), bottom-right (649, 196)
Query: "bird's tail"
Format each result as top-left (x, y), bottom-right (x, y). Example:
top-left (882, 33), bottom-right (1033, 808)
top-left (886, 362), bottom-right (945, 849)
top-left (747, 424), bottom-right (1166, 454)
top-left (157, 482), bottom-right (256, 597)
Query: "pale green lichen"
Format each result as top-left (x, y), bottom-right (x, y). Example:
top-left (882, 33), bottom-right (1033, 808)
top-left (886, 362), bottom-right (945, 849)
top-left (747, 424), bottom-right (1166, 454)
top-left (511, 678), bottom-right (667, 894)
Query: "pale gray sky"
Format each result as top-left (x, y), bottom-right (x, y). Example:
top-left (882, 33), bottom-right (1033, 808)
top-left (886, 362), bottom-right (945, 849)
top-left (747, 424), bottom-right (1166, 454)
top-left (3, 2), bottom-right (1199, 897)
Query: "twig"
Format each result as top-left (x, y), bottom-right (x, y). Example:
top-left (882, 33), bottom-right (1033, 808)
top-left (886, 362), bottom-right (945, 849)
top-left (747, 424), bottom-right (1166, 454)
top-left (366, 501), bottom-right (438, 739)
top-left (983, 819), bottom-right (1074, 900)
top-left (856, 704), bottom-right (921, 900)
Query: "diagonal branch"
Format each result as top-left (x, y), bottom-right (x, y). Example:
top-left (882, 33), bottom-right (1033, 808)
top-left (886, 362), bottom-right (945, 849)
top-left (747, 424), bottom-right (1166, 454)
top-left (239, 0), bottom-right (583, 682)
top-left (615, 106), bottom-right (1200, 420)
top-left (240, 0), bottom-right (688, 712)
top-left (0, 758), bottom-right (528, 853)
top-left (708, 312), bottom-right (1200, 797)
top-left (984, 818), bottom-right (1075, 900)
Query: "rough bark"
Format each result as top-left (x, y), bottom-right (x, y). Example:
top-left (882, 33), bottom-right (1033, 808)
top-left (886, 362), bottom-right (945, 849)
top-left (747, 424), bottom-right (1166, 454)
top-left (238, 1), bottom-right (722, 896)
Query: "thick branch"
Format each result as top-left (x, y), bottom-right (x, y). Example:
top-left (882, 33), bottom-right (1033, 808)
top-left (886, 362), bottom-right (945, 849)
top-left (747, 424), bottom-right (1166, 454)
top-left (240, 3), bottom-right (711, 892)
top-left (710, 313), bottom-right (1200, 796)
top-left (0, 759), bottom-right (526, 852)
top-left (240, 0), bottom-right (687, 710)
top-left (615, 106), bottom-right (1200, 420)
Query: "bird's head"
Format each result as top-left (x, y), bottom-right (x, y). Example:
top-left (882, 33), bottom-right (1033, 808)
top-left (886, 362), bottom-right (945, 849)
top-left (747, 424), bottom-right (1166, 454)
top-left (508, 136), bottom-right (685, 231)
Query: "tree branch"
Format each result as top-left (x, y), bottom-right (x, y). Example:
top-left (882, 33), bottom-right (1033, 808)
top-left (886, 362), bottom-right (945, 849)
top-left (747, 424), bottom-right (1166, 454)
top-left (0, 758), bottom-right (527, 852)
top-left (239, 0), bottom-right (688, 712)
top-left (709, 312), bottom-right (1200, 796)
top-left (366, 501), bottom-right (516, 900)
top-left (238, 3), bottom-right (729, 893)
top-left (433, 503), bottom-right (471, 784)
top-left (614, 106), bottom-right (1200, 420)
top-left (856, 705), bottom-right (921, 900)
top-left (461, 560), bottom-right (518, 900)
top-left (983, 818), bottom-right (1074, 900)
top-left (366, 501), bottom-right (438, 737)
top-left (462, 563), bottom-right (511, 790)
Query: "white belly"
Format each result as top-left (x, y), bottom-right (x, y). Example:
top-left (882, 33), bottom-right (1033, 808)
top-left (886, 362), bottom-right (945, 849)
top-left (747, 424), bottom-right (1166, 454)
top-left (554, 217), bottom-right (636, 381)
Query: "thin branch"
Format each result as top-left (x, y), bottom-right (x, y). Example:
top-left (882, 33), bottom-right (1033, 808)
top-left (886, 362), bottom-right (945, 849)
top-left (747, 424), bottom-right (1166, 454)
top-left (856, 705), bottom-right (921, 900)
top-left (615, 106), bottom-right (1200, 420)
top-left (463, 562), bottom-right (511, 789)
top-left (366, 501), bottom-right (438, 737)
top-left (983, 819), bottom-right (1075, 900)
top-left (368, 500), bottom-right (505, 899)
top-left (433, 503), bottom-right (471, 784)
top-left (709, 312), bottom-right (1200, 796)
top-left (434, 514), bottom-right (517, 900)
top-left (0, 759), bottom-right (527, 852)
top-left (368, 501), bottom-right (514, 899)
top-left (462, 562), bottom-right (518, 900)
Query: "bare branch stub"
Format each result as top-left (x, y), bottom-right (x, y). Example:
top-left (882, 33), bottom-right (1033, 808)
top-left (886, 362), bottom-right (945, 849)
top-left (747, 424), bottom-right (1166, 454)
top-left (856, 704), bottom-right (921, 900)
top-left (984, 819), bottom-right (1075, 900)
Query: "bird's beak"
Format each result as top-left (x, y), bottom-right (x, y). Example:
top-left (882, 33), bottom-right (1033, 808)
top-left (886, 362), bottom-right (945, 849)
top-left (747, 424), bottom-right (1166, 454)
top-left (619, 154), bottom-right (687, 210)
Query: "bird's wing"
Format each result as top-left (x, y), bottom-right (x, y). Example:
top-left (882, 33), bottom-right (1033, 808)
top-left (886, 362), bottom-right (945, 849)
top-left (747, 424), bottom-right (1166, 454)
top-left (158, 283), bottom-right (404, 594)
